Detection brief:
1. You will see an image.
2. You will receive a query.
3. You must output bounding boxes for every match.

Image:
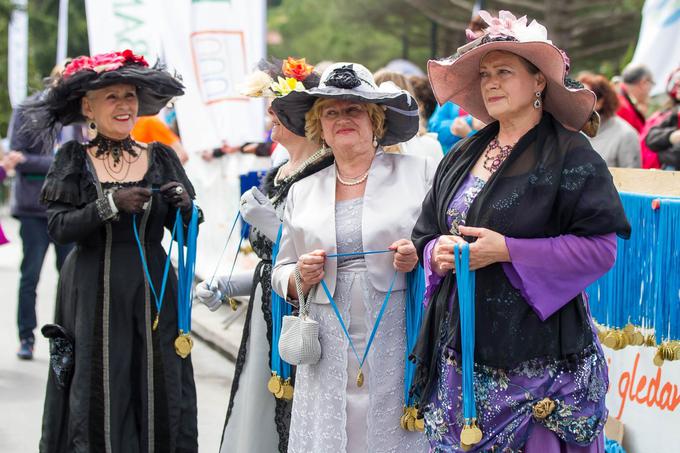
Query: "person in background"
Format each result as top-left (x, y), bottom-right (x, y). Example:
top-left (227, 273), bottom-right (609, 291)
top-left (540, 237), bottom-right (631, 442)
top-left (374, 69), bottom-right (444, 163)
top-left (645, 67), bottom-right (680, 170)
top-left (409, 75), bottom-right (437, 128)
top-left (131, 114), bottom-right (189, 164)
top-left (8, 83), bottom-right (74, 360)
top-left (616, 63), bottom-right (654, 133)
top-left (578, 73), bottom-right (640, 167)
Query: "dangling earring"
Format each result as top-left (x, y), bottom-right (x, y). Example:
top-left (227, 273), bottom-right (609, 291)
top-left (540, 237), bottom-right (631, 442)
top-left (372, 135), bottom-right (378, 148)
top-left (533, 91), bottom-right (542, 109)
top-left (87, 121), bottom-right (98, 140)
top-left (321, 139), bottom-right (327, 151)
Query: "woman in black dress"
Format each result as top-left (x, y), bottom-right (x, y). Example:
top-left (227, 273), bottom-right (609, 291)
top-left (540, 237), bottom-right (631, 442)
top-left (24, 50), bottom-right (199, 453)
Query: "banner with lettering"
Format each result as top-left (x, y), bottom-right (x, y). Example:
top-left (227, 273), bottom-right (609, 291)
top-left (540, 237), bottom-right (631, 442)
top-left (84, 0), bottom-right (162, 64)
top-left (631, 0), bottom-right (680, 97)
top-left (605, 347), bottom-right (680, 452)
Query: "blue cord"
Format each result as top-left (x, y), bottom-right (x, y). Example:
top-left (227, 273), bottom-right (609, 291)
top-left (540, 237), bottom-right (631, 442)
top-left (454, 243), bottom-right (476, 421)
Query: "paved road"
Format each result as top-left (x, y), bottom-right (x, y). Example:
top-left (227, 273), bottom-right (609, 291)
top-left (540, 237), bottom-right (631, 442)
top-left (0, 214), bottom-right (234, 452)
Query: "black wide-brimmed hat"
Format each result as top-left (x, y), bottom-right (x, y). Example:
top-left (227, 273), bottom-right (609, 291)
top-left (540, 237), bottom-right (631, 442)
top-left (271, 62), bottom-right (420, 146)
top-left (21, 50), bottom-right (184, 146)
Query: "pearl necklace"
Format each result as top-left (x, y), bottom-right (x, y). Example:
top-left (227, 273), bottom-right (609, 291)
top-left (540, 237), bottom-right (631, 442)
top-left (274, 147), bottom-right (330, 187)
top-left (336, 168), bottom-right (369, 186)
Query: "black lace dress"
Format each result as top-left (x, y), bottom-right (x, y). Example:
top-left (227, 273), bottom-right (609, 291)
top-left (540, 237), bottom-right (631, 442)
top-left (39, 141), bottom-right (200, 453)
top-left (220, 153), bottom-right (333, 453)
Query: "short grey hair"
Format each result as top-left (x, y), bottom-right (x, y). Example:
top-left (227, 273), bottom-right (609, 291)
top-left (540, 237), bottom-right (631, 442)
top-left (621, 64), bottom-right (653, 85)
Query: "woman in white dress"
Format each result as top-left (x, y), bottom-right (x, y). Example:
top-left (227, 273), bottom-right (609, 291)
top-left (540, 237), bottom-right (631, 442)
top-left (271, 62), bottom-right (433, 452)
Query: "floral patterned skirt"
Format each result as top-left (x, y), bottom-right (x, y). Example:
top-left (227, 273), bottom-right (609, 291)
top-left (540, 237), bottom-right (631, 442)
top-left (423, 334), bottom-right (608, 452)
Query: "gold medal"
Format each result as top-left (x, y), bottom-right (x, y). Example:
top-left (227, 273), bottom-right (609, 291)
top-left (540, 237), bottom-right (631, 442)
top-left (274, 384), bottom-right (285, 399)
top-left (602, 331), bottom-right (619, 349)
top-left (356, 369), bottom-right (364, 387)
top-left (400, 412), bottom-right (408, 431)
top-left (267, 374), bottom-right (282, 395)
top-left (633, 331), bottom-right (644, 346)
top-left (152, 313), bottom-right (159, 331)
top-left (281, 379), bottom-right (294, 401)
top-left (229, 298), bottom-right (238, 311)
top-left (406, 416), bottom-right (416, 432)
top-left (623, 323), bottom-right (635, 334)
top-left (414, 417), bottom-right (425, 432)
top-left (174, 333), bottom-right (193, 359)
top-left (460, 425), bottom-right (477, 446)
top-left (470, 419), bottom-right (483, 444)
top-left (653, 351), bottom-right (664, 367)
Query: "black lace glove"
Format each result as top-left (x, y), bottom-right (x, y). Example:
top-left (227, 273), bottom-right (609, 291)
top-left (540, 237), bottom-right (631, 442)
top-left (160, 181), bottom-right (192, 212)
top-left (112, 187), bottom-right (152, 214)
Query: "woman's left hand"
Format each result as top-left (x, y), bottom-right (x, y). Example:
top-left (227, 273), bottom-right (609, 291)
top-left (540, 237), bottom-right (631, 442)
top-left (389, 239), bottom-right (418, 273)
top-left (160, 181), bottom-right (192, 212)
top-left (457, 225), bottom-right (510, 270)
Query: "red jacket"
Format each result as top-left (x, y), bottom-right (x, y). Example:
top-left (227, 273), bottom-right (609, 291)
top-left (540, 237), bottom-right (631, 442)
top-left (616, 87), bottom-right (646, 133)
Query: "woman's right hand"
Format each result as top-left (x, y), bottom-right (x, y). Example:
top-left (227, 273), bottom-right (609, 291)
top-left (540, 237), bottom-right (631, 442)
top-left (296, 249), bottom-right (326, 294)
top-left (112, 187), bottom-right (152, 214)
top-left (431, 234), bottom-right (467, 276)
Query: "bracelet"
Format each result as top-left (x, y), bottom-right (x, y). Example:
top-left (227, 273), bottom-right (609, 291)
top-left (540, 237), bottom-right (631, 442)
top-left (95, 195), bottom-right (117, 221)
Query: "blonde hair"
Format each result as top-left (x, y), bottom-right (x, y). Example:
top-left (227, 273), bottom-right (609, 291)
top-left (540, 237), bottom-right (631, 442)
top-left (305, 98), bottom-right (386, 146)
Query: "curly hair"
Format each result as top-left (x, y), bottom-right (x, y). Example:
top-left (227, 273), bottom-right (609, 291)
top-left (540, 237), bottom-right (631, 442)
top-left (304, 98), bottom-right (386, 146)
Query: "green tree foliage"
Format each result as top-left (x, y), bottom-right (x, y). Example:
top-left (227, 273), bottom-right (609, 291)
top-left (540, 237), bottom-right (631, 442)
top-left (0, 0), bottom-right (89, 137)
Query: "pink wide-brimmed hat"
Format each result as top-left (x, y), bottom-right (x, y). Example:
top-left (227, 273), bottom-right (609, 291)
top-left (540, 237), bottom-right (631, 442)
top-left (428, 10), bottom-right (596, 133)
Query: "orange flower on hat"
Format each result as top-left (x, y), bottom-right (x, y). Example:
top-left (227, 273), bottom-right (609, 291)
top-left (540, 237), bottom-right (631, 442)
top-left (282, 57), bottom-right (314, 82)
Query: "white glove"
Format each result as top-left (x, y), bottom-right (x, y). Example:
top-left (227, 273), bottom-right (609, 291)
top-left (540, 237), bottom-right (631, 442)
top-left (239, 187), bottom-right (280, 242)
top-left (195, 271), bottom-right (255, 312)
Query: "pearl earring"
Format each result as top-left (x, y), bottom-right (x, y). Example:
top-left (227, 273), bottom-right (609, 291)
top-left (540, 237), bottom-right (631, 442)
top-left (372, 135), bottom-right (378, 147)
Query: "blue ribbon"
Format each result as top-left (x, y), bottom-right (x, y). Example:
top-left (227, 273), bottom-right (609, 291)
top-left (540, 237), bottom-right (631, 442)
top-left (176, 205), bottom-right (199, 335)
top-left (404, 265), bottom-right (425, 406)
top-left (271, 224), bottom-right (292, 380)
top-left (454, 243), bottom-right (477, 422)
top-left (319, 249), bottom-right (398, 375)
top-left (132, 211), bottom-right (178, 325)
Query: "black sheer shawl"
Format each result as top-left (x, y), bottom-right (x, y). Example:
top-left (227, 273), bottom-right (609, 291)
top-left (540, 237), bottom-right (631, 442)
top-left (410, 113), bottom-right (630, 402)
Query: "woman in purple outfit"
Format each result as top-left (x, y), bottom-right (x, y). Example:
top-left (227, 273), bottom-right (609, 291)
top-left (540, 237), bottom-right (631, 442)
top-left (411, 11), bottom-right (631, 452)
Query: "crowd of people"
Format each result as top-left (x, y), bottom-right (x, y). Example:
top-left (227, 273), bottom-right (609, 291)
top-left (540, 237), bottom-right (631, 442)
top-left (1, 7), bottom-right (678, 453)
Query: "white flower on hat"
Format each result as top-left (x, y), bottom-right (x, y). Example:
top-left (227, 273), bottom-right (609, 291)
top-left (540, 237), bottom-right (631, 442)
top-left (240, 70), bottom-right (274, 97)
top-left (479, 10), bottom-right (551, 44)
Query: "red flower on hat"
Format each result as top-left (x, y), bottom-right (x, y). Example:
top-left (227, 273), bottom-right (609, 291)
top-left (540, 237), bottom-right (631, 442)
top-left (62, 50), bottom-right (148, 78)
top-left (63, 56), bottom-right (94, 78)
top-left (282, 57), bottom-right (314, 82)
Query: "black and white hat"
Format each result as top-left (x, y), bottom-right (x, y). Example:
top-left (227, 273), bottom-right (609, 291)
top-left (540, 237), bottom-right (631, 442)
top-left (272, 62), bottom-right (420, 146)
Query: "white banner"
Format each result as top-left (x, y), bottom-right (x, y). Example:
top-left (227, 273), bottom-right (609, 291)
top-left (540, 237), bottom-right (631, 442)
top-left (8, 0), bottom-right (28, 108)
top-left (605, 347), bottom-right (680, 452)
top-left (631, 0), bottom-right (680, 97)
top-left (159, 0), bottom-right (266, 152)
top-left (84, 0), bottom-right (162, 65)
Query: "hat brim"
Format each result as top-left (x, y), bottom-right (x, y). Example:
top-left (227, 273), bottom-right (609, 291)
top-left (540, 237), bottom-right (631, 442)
top-left (52, 64), bottom-right (184, 125)
top-left (271, 86), bottom-right (420, 146)
top-left (428, 41), bottom-right (595, 132)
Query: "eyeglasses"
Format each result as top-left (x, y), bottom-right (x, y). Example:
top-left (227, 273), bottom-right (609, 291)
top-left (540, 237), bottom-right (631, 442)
top-left (320, 105), bottom-right (368, 120)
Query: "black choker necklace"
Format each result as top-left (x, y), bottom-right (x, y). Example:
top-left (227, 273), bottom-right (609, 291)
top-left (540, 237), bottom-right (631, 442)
top-left (89, 134), bottom-right (138, 165)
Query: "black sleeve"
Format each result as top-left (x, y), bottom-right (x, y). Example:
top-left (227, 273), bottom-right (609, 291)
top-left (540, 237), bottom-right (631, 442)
top-left (46, 200), bottom-right (106, 245)
top-left (645, 110), bottom-right (680, 153)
